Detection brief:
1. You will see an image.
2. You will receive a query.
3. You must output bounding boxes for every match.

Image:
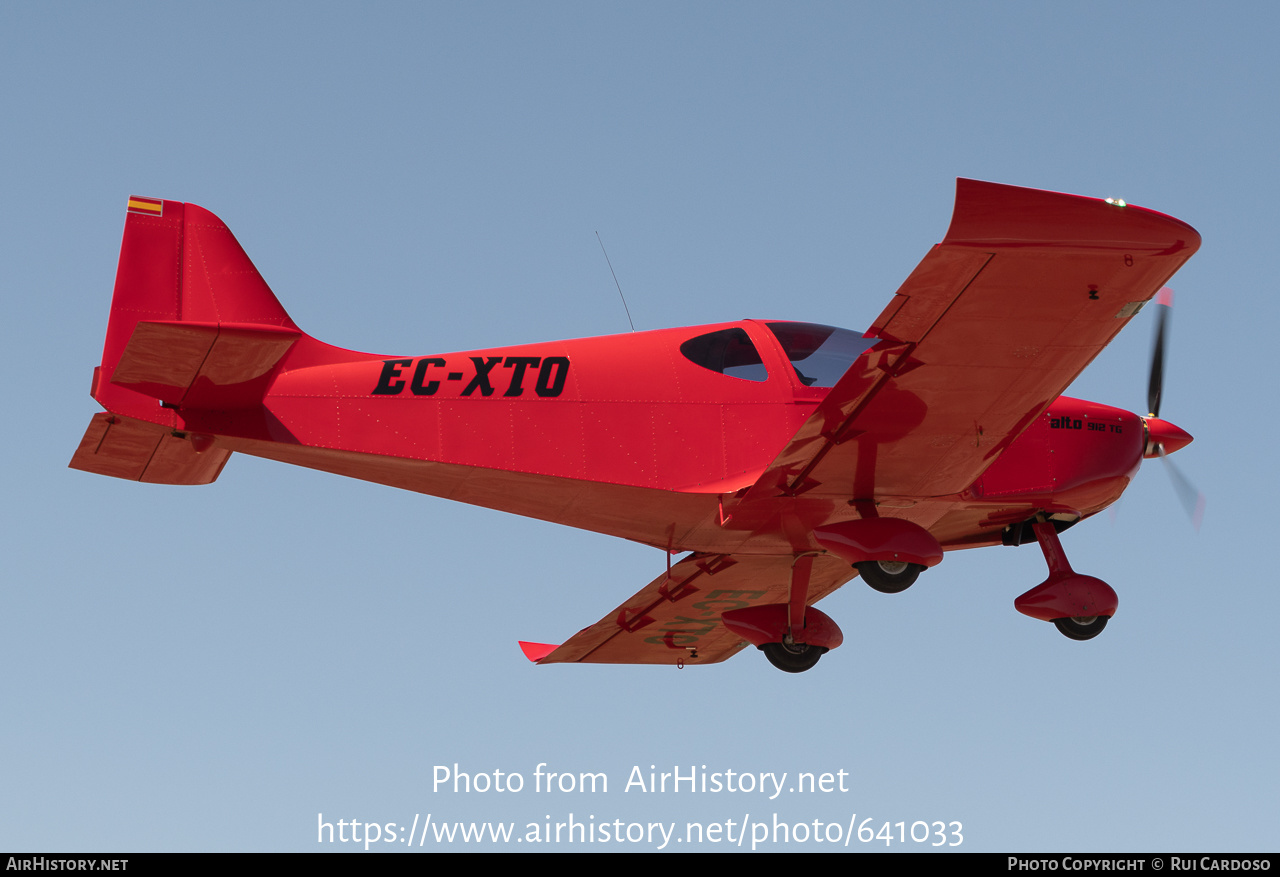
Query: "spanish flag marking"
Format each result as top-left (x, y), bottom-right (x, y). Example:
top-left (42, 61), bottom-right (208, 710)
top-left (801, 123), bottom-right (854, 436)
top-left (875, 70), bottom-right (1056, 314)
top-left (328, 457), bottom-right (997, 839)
top-left (126, 196), bottom-right (164, 217)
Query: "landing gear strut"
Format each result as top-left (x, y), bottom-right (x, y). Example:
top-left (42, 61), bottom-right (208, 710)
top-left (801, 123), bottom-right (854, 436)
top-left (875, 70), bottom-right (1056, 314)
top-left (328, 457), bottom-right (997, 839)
top-left (1015, 519), bottom-right (1118, 640)
top-left (720, 554), bottom-right (843, 673)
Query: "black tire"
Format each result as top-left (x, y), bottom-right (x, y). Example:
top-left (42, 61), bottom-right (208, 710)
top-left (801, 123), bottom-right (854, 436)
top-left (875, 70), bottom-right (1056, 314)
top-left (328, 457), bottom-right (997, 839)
top-left (1053, 615), bottom-right (1109, 641)
top-left (856, 560), bottom-right (923, 594)
top-left (760, 642), bottom-right (826, 673)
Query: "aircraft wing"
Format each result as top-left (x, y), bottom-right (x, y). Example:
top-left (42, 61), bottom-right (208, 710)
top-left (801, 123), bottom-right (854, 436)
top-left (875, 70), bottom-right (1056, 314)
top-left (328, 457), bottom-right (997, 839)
top-left (526, 552), bottom-right (854, 665)
top-left (738, 179), bottom-right (1201, 504)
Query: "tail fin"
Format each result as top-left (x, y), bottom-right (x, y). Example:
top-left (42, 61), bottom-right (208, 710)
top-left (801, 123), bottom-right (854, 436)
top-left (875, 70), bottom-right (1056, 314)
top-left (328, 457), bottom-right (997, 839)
top-left (93, 196), bottom-right (300, 423)
top-left (71, 196), bottom-right (303, 484)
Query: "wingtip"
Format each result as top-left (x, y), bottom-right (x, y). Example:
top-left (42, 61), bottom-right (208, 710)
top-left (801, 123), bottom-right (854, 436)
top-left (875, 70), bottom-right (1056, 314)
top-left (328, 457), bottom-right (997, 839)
top-left (518, 641), bottom-right (558, 663)
top-left (945, 180), bottom-right (1201, 257)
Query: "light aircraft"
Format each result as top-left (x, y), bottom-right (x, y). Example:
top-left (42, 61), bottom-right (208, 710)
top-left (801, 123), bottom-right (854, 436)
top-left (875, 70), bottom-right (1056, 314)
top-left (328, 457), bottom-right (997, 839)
top-left (70, 180), bottom-right (1199, 672)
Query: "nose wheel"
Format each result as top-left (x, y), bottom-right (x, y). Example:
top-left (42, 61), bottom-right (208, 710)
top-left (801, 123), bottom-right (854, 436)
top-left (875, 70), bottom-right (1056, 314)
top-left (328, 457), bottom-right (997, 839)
top-left (1053, 615), bottom-right (1109, 641)
top-left (1015, 519), bottom-right (1117, 640)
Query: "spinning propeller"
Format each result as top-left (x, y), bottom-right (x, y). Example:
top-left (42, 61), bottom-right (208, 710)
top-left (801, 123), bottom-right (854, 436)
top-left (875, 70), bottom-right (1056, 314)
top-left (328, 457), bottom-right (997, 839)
top-left (1142, 288), bottom-right (1205, 530)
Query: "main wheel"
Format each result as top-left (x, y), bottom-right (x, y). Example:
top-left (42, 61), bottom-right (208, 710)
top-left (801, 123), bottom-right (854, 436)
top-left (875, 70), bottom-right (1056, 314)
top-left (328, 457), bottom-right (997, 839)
top-left (856, 560), bottom-right (923, 594)
top-left (1053, 615), bottom-right (1109, 641)
top-left (760, 641), bottom-right (826, 673)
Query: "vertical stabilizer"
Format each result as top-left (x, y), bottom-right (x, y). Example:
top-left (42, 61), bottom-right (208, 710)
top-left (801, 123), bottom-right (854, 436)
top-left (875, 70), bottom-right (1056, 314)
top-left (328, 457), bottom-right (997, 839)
top-left (93, 197), bottom-right (300, 426)
top-left (73, 197), bottom-right (306, 484)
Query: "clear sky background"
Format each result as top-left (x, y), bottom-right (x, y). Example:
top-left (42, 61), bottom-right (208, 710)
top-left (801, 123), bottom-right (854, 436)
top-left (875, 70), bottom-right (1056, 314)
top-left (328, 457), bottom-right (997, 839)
top-left (2, 1), bottom-right (1276, 853)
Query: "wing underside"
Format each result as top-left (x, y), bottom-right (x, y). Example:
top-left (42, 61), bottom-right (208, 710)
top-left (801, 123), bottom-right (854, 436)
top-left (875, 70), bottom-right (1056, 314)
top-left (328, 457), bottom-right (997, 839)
top-left (534, 552), bottom-right (854, 666)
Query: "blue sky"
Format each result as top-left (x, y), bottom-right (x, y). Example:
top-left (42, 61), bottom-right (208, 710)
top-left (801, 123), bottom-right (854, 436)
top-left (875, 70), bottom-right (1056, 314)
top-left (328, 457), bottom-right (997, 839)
top-left (2, 1), bottom-right (1276, 852)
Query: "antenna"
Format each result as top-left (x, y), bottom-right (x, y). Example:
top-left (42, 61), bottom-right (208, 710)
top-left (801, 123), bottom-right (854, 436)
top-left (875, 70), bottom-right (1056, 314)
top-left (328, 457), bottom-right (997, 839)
top-left (595, 231), bottom-right (635, 332)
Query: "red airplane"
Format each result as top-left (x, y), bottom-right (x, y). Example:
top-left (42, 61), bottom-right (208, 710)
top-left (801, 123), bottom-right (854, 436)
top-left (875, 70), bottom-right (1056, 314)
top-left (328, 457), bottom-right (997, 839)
top-left (70, 180), bottom-right (1199, 673)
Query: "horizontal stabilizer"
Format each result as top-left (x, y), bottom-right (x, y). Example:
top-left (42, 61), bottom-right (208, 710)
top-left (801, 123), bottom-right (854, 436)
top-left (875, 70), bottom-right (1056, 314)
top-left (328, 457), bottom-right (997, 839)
top-left (111, 321), bottom-right (300, 409)
top-left (69, 413), bottom-right (229, 484)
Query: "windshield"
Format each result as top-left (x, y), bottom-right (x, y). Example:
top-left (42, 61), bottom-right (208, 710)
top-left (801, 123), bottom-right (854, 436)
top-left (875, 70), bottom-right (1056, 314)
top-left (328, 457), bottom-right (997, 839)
top-left (765, 322), bottom-right (876, 387)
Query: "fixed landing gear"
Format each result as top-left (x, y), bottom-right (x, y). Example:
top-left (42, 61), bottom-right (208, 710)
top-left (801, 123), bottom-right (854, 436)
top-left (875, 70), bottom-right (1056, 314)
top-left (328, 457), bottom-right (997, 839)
top-left (720, 556), bottom-right (844, 674)
top-left (725, 519), bottom-right (944, 672)
top-left (760, 640), bottom-right (827, 673)
top-left (1053, 615), bottom-right (1109, 641)
top-left (813, 518), bottom-right (941, 596)
top-left (856, 560), bottom-right (923, 593)
top-left (1015, 519), bottom-right (1117, 641)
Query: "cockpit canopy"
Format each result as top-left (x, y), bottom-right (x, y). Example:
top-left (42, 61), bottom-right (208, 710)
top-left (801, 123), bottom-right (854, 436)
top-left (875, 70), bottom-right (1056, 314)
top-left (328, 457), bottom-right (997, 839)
top-left (679, 321), bottom-right (875, 387)
top-left (679, 327), bottom-right (768, 381)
